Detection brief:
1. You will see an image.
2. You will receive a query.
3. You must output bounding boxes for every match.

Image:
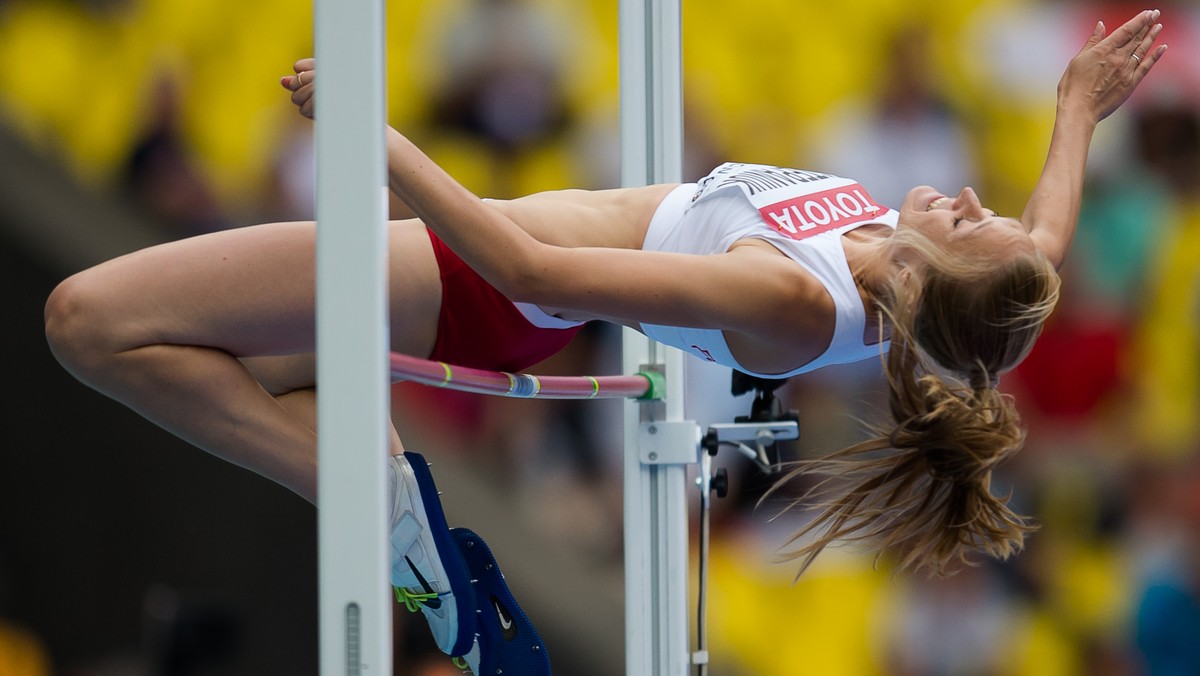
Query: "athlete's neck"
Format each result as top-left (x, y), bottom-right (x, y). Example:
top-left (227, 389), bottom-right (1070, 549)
top-left (842, 225), bottom-right (896, 344)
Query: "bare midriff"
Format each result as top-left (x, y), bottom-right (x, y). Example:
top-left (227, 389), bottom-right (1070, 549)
top-left (485, 183), bottom-right (683, 251)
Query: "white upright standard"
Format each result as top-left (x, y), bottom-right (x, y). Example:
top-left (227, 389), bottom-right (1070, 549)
top-left (314, 0), bottom-right (392, 674)
top-left (619, 1), bottom-right (700, 675)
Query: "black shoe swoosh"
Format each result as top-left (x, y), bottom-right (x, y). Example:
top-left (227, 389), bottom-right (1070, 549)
top-left (405, 555), bottom-right (443, 610)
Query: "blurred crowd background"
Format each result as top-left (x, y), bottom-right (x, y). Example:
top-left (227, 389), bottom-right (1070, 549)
top-left (1, 0), bottom-right (1199, 674)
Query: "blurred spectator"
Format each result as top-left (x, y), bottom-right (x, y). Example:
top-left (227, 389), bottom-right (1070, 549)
top-left (123, 74), bottom-right (229, 237)
top-left (884, 566), bottom-right (1017, 676)
top-left (431, 0), bottom-right (570, 151)
top-left (1136, 102), bottom-right (1200, 199)
top-left (809, 23), bottom-right (978, 208)
top-left (425, 0), bottom-right (576, 197)
top-left (256, 120), bottom-right (315, 224)
top-left (1129, 101), bottom-right (1200, 456)
top-left (1126, 457), bottom-right (1200, 675)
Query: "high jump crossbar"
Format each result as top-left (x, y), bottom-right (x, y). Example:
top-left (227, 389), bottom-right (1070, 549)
top-left (389, 352), bottom-right (663, 400)
top-left (314, 0), bottom-right (391, 673)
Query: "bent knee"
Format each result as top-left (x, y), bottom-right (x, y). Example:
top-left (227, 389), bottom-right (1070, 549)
top-left (45, 271), bottom-right (132, 378)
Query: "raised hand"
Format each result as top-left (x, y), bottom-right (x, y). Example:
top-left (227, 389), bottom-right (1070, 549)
top-left (280, 58), bottom-right (316, 119)
top-left (1059, 9), bottom-right (1166, 123)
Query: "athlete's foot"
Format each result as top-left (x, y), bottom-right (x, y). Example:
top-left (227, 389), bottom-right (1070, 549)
top-left (388, 452), bottom-right (477, 657)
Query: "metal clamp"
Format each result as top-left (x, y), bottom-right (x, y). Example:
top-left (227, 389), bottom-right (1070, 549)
top-left (702, 421), bottom-right (799, 474)
top-left (638, 421), bottom-right (701, 465)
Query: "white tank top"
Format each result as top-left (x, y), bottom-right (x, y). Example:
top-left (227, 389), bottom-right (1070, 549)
top-left (640, 163), bottom-right (898, 378)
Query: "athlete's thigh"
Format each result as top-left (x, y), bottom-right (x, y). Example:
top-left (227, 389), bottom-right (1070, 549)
top-left (73, 219), bottom-right (440, 358)
top-left (385, 220), bottom-right (441, 360)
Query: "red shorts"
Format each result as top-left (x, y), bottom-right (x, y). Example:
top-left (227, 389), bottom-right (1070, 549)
top-left (425, 229), bottom-right (583, 371)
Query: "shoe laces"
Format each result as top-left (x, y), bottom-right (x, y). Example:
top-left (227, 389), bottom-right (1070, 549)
top-left (392, 588), bottom-right (473, 673)
top-left (393, 585), bottom-right (439, 613)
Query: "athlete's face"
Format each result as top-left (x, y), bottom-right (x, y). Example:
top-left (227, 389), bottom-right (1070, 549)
top-left (897, 186), bottom-right (1035, 259)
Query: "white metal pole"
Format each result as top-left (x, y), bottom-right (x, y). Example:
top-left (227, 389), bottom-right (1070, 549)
top-left (314, 0), bottom-right (391, 674)
top-left (619, 1), bottom-right (693, 674)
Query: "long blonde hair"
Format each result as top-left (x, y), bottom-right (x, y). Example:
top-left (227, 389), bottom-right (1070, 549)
top-left (769, 227), bottom-right (1062, 577)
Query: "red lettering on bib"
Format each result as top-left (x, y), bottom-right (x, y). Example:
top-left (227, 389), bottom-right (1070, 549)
top-left (759, 183), bottom-right (887, 240)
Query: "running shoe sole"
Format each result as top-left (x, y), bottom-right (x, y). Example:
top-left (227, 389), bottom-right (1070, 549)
top-left (452, 527), bottom-right (552, 675)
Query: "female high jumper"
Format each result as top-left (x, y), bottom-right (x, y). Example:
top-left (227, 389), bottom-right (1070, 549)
top-left (44, 8), bottom-right (1166, 671)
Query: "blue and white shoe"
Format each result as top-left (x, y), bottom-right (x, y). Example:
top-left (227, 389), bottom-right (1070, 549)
top-left (389, 452), bottom-right (477, 657)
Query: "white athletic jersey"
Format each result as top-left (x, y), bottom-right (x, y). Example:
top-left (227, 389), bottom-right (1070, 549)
top-left (640, 163), bottom-right (899, 378)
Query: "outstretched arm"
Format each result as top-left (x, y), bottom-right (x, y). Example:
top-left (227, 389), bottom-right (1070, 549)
top-left (1026, 9), bottom-right (1166, 269)
top-left (379, 125), bottom-right (815, 339)
top-left (282, 60), bottom-right (538, 301)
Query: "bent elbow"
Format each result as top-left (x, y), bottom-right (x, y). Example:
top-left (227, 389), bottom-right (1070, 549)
top-left (497, 264), bottom-right (555, 308)
top-left (487, 242), bottom-right (562, 307)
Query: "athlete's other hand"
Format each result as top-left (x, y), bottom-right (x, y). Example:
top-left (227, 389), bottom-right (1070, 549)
top-left (1058, 9), bottom-right (1166, 123)
top-left (281, 58), bottom-right (315, 119)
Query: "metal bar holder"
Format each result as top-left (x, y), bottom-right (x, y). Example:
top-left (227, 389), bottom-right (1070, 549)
top-left (693, 420), bottom-right (799, 675)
